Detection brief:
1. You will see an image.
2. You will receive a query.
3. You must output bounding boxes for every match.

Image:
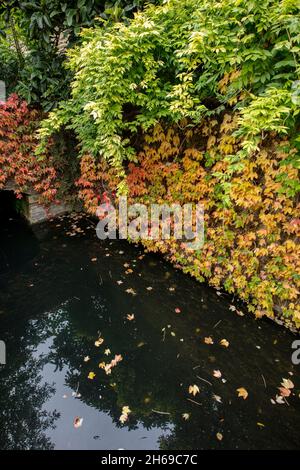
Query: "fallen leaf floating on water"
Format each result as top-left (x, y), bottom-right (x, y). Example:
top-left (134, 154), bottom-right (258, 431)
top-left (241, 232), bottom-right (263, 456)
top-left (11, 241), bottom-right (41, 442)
top-left (104, 348), bottom-right (111, 356)
top-left (220, 339), bottom-right (229, 348)
top-left (236, 387), bottom-right (248, 400)
top-left (125, 288), bottom-right (137, 296)
top-left (95, 338), bottom-right (104, 347)
top-left (213, 370), bottom-right (222, 379)
top-left (213, 394), bottom-right (222, 403)
top-left (169, 287), bottom-right (175, 292)
top-left (99, 355), bottom-right (123, 375)
top-left (182, 413), bottom-right (190, 421)
top-left (111, 354), bottom-right (123, 366)
top-left (91, 258), bottom-right (97, 262)
top-left (83, 356), bottom-right (90, 362)
top-left (88, 372), bottom-right (96, 380)
top-left (229, 305), bottom-right (236, 311)
top-left (122, 406), bottom-right (131, 415)
top-left (281, 378), bottom-right (294, 389)
top-left (189, 385), bottom-right (200, 396)
top-left (119, 406), bottom-right (131, 424)
top-left (275, 395), bottom-right (285, 404)
top-left (73, 417), bottom-right (83, 429)
top-left (278, 387), bottom-right (291, 398)
top-left (146, 286), bottom-right (153, 291)
top-left (257, 422), bottom-right (265, 428)
top-left (175, 308), bottom-right (181, 314)
top-left (236, 310), bottom-right (245, 317)
top-left (116, 280), bottom-right (123, 285)
top-left (216, 433), bottom-right (223, 441)
top-left (126, 314), bottom-right (135, 321)
top-left (204, 337), bottom-right (214, 345)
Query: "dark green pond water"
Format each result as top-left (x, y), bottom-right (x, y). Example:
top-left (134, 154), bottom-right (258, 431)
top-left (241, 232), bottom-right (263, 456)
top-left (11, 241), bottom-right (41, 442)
top-left (0, 212), bottom-right (299, 450)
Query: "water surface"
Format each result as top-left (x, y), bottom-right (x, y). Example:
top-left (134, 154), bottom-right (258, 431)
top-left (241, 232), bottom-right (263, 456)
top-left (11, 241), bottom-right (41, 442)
top-left (0, 213), bottom-right (299, 450)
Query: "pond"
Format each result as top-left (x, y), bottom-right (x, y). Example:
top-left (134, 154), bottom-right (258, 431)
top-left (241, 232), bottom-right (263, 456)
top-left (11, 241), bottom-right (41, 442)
top-left (0, 212), bottom-right (299, 450)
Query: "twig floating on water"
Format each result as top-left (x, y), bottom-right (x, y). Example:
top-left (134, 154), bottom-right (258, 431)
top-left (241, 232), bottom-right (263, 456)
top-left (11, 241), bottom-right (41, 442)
top-left (261, 374), bottom-right (267, 388)
top-left (152, 409), bottom-right (171, 415)
top-left (196, 375), bottom-right (212, 386)
top-left (213, 320), bottom-right (222, 329)
top-left (187, 398), bottom-right (202, 406)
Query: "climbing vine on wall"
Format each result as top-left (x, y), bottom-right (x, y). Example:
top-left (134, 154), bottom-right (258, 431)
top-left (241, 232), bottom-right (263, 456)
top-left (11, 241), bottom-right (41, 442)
top-left (37, 0), bottom-right (300, 190)
top-left (0, 94), bottom-right (58, 201)
top-left (76, 114), bottom-right (300, 329)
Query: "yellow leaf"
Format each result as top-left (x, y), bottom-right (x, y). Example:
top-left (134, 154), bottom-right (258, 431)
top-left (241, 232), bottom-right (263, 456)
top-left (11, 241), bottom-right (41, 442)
top-left (122, 406), bottom-right (131, 415)
top-left (204, 336), bottom-right (214, 344)
top-left (236, 387), bottom-right (248, 399)
top-left (189, 385), bottom-right (200, 396)
top-left (216, 432), bottom-right (223, 441)
top-left (281, 378), bottom-right (294, 389)
top-left (220, 339), bottom-right (229, 348)
top-left (88, 372), bottom-right (96, 380)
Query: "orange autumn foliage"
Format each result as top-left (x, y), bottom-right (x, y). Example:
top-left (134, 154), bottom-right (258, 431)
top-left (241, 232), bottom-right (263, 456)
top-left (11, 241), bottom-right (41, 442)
top-left (0, 94), bottom-right (58, 201)
top-left (77, 114), bottom-right (300, 329)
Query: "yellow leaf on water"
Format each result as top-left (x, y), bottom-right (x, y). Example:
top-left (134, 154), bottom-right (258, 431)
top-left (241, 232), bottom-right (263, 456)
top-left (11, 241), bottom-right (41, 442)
top-left (104, 349), bottom-right (111, 356)
top-left (122, 406), bottom-right (131, 415)
top-left (216, 432), bottom-right (223, 441)
top-left (220, 339), bottom-right (229, 348)
top-left (95, 338), bottom-right (104, 347)
top-left (125, 288), bottom-right (137, 296)
top-left (119, 405), bottom-right (131, 424)
top-left (119, 414), bottom-right (128, 424)
top-left (126, 314), bottom-right (135, 321)
top-left (281, 378), bottom-right (294, 389)
top-left (88, 372), bottom-right (96, 380)
top-left (236, 387), bottom-right (248, 399)
top-left (204, 336), bottom-right (214, 344)
top-left (182, 413), bottom-right (190, 421)
top-left (189, 385), bottom-right (200, 396)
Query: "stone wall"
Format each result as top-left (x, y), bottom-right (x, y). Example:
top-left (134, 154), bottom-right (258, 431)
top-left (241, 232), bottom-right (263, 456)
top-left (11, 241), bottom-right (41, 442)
top-left (1, 180), bottom-right (71, 224)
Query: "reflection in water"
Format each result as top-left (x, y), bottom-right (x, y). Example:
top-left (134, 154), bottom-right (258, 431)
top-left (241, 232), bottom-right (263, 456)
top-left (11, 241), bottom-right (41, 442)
top-left (0, 214), bottom-right (299, 450)
top-left (0, 317), bottom-right (59, 449)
